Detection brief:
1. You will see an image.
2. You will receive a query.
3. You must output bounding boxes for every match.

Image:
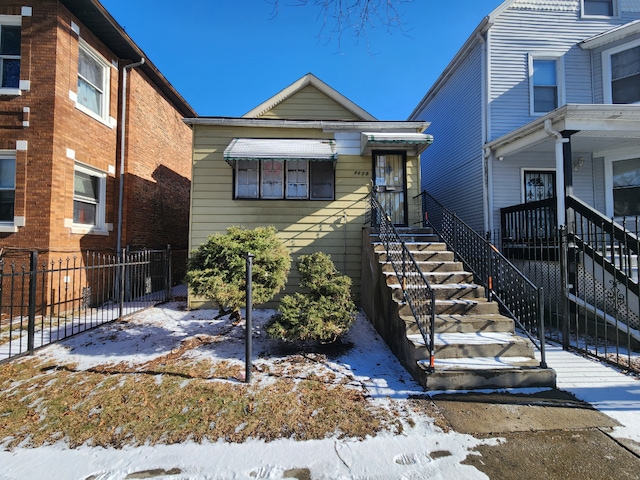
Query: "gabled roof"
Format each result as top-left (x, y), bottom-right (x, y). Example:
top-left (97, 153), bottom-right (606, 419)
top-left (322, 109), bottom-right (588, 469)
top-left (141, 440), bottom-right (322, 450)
top-left (243, 73), bottom-right (377, 121)
top-left (60, 0), bottom-right (196, 118)
top-left (580, 19), bottom-right (640, 49)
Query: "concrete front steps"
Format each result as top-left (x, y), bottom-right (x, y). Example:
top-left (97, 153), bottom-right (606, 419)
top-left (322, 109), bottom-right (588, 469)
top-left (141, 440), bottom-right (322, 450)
top-left (361, 227), bottom-right (556, 391)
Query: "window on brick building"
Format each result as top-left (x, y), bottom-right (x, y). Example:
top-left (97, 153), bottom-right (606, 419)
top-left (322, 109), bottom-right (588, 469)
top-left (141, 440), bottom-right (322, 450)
top-left (0, 153), bottom-right (15, 222)
top-left (73, 163), bottom-right (106, 229)
top-left (77, 41), bottom-right (110, 122)
top-left (0, 20), bottom-right (21, 90)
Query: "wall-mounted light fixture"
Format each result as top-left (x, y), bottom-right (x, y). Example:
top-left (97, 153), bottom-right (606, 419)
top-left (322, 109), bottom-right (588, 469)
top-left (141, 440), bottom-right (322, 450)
top-left (573, 156), bottom-right (585, 171)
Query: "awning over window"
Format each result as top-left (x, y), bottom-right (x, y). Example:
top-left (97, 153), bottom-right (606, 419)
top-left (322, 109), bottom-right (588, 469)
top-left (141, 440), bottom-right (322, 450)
top-left (224, 138), bottom-right (338, 164)
top-left (360, 132), bottom-right (434, 155)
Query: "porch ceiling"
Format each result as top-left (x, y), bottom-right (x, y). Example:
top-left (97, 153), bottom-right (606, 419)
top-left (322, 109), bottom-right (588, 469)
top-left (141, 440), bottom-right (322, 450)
top-left (487, 104), bottom-right (640, 159)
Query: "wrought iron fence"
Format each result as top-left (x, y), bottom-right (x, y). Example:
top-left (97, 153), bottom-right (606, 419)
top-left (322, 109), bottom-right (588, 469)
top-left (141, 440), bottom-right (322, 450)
top-left (421, 191), bottom-right (548, 366)
top-left (500, 195), bottom-right (640, 371)
top-left (370, 191), bottom-right (437, 370)
top-left (0, 247), bottom-right (172, 363)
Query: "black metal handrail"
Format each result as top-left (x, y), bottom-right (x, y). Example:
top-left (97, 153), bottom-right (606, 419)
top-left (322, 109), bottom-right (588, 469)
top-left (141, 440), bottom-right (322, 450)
top-left (420, 191), bottom-right (547, 366)
top-left (370, 191), bottom-right (436, 371)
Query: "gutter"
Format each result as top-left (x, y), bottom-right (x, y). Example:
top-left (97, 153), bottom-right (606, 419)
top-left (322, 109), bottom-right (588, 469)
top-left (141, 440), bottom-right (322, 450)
top-left (116, 57), bottom-right (145, 259)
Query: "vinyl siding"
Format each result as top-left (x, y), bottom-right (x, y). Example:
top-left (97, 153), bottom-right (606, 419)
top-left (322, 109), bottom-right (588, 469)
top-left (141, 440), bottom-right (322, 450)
top-left (588, 31), bottom-right (640, 103)
top-left (258, 85), bottom-right (361, 120)
top-left (189, 123), bottom-right (421, 308)
top-left (412, 42), bottom-right (485, 233)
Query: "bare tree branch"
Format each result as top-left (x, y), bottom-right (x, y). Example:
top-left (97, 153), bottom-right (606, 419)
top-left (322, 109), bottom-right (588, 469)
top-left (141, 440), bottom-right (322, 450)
top-left (267, 0), bottom-right (413, 49)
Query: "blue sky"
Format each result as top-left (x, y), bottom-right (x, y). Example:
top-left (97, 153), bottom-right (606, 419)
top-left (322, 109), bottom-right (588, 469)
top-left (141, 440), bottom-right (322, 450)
top-left (99, 0), bottom-right (504, 119)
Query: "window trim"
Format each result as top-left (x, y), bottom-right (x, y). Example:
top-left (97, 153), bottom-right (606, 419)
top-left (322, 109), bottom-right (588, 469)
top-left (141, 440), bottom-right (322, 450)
top-left (0, 150), bottom-right (16, 228)
top-left (0, 15), bottom-right (21, 95)
top-left (581, 0), bottom-right (618, 18)
top-left (72, 162), bottom-right (107, 234)
top-left (604, 153), bottom-right (640, 217)
top-left (74, 40), bottom-right (112, 125)
top-left (602, 38), bottom-right (640, 105)
top-left (233, 160), bottom-right (335, 201)
top-left (521, 168), bottom-right (557, 204)
top-left (529, 54), bottom-right (564, 116)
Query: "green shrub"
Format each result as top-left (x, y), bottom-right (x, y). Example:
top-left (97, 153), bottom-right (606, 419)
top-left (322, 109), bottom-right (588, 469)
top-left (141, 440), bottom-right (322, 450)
top-left (267, 252), bottom-right (357, 343)
top-left (185, 226), bottom-right (291, 321)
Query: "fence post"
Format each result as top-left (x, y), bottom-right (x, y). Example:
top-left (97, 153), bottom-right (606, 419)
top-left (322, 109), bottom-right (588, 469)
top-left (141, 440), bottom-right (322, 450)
top-left (245, 252), bottom-right (254, 383)
top-left (118, 249), bottom-right (126, 319)
top-left (27, 251), bottom-right (38, 355)
top-left (559, 225), bottom-right (570, 349)
top-left (165, 244), bottom-right (172, 301)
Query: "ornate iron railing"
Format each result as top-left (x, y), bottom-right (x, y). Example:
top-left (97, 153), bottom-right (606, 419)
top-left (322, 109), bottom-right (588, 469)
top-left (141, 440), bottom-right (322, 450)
top-left (370, 191), bottom-right (436, 370)
top-left (421, 191), bottom-right (547, 366)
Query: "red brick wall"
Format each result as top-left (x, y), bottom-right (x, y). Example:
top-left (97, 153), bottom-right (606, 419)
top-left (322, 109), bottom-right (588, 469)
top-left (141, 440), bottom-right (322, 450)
top-left (0, 0), bottom-right (192, 285)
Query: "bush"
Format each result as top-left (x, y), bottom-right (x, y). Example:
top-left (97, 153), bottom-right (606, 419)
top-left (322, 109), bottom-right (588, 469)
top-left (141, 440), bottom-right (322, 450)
top-left (267, 252), bottom-right (357, 343)
top-left (185, 226), bottom-right (291, 321)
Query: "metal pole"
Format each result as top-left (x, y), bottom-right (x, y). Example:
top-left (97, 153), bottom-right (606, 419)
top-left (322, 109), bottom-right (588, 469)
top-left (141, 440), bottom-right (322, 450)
top-left (27, 251), bottom-right (38, 354)
top-left (245, 253), bottom-right (254, 383)
top-left (537, 286), bottom-right (547, 368)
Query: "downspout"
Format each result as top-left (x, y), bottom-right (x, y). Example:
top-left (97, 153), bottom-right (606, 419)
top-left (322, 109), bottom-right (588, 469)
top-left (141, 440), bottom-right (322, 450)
top-left (479, 30), bottom-right (491, 237)
top-left (117, 57), bottom-right (145, 259)
top-left (544, 119), bottom-right (568, 228)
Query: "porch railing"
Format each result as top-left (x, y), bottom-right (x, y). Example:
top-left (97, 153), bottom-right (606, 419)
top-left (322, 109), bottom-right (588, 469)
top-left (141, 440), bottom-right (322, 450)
top-left (0, 247), bottom-right (172, 363)
top-left (421, 191), bottom-right (548, 366)
top-left (370, 191), bottom-right (437, 370)
top-left (500, 195), bottom-right (640, 371)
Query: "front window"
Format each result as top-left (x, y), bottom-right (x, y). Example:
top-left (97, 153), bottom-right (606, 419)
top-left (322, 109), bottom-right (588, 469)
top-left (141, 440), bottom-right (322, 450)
top-left (531, 59), bottom-right (558, 114)
top-left (0, 23), bottom-right (20, 89)
top-left (0, 153), bottom-right (15, 222)
top-left (73, 164), bottom-right (105, 227)
top-left (234, 160), bottom-right (334, 200)
top-left (612, 158), bottom-right (640, 216)
top-left (583, 0), bottom-right (615, 16)
top-left (610, 46), bottom-right (640, 104)
top-left (524, 170), bottom-right (556, 203)
top-left (77, 42), bottom-right (110, 121)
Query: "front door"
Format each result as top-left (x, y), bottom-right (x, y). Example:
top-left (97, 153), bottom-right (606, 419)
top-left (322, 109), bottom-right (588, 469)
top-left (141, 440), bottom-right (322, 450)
top-left (373, 152), bottom-right (407, 225)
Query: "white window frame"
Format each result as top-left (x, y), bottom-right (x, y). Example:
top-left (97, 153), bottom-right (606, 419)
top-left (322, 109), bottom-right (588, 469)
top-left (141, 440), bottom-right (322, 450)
top-left (0, 150), bottom-right (16, 227)
top-left (0, 15), bottom-right (21, 96)
top-left (72, 162), bottom-right (107, 234)
top-left (581, 0), bottom-right (618, 18)
top-left (285, 160), bottom-right (309, 199)
top-left (529, 54), bottom-right (564, 116)
top-left (602, 38), bottom-right (640, 105)
top-left (604, 152), bottom-right (640, 217)
top-left (75, 40), bottom-right (111, 125)
top-left (235, 160), bottom-right (259, 199)
top-left (261, 159), bottom-right (284, 199)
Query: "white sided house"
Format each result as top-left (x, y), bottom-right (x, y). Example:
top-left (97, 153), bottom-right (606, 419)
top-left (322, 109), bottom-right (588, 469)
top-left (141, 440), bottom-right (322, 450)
top-left (185, 73), bottom-right (432, 308)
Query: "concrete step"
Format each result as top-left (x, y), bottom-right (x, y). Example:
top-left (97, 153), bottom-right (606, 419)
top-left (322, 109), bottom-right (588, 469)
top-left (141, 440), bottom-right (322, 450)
top-left (387, 278), bottom-right (485, 300)
top-left (399, 313), bottom-right (515, 335)
top-left (398, 297), bottom-right (500, 316)
top-left (373, 242), bottom-right (447, 254)
top-left (379, 251), bottom-right (455, 264)
top-left (417, 361), bottom-right (556, 391)
top-left (409, 332), bottom-right (535, 360)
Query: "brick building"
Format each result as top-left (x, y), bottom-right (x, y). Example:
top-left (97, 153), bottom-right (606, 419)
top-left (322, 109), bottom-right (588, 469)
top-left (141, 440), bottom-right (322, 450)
top-left (0, 0), bottom-right (195, 279)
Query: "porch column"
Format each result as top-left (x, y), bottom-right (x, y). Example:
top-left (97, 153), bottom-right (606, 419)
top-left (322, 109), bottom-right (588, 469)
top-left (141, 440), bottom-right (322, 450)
top-left (561, 130), bottom-right (578, 234)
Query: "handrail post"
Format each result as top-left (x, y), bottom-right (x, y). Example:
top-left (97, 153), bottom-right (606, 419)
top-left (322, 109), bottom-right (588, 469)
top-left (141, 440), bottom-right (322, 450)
top-left (537, 286), bottom-right (547, 368)
top-left (559, 225), bottom-right (569, 349)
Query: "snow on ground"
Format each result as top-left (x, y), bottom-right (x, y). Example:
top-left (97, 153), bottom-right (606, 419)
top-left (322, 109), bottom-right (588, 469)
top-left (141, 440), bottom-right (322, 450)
top-left (3, 294), bottom-right (640, 479)
top-left (0, 301), bottom-right (501, 480)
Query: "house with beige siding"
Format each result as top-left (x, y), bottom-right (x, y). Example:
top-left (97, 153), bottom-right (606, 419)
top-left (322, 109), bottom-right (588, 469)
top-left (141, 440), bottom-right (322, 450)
top-left (185, 73), bottom-right (432, 308)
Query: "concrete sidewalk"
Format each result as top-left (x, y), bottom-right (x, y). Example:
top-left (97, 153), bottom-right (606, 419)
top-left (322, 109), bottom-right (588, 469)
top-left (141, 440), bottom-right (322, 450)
top-left (429, 344), bottom-right (640, 479)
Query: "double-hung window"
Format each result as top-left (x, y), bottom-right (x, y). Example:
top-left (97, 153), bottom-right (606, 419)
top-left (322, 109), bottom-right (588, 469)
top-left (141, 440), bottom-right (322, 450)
top-left (235, 160), bottom-right (334, 200)
top-left (524, 170), bottom-right (556, 203)
top-left (530, 58), bottom-right (560, 114)
top-left (77, 41), bottom-right (110, 122)
top-left (612, 158), bottom-right (640, 216)
top-left (73, 163), bottom-right (106, 229)
top-left (583, 0), bottom-right (615, 16)
top-left (604, 42), bottom-right (640, 104)
top-left (0, 18), bottom-right (21, 90)
top-left (0, 152), bottom-right (15, 222)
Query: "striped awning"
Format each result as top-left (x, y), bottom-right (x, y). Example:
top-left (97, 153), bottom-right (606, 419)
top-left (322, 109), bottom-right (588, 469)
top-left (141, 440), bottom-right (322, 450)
top-left (224, 138), bottom-right (338, 163)
top-left (360, 132), bottom-right (433, 155)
